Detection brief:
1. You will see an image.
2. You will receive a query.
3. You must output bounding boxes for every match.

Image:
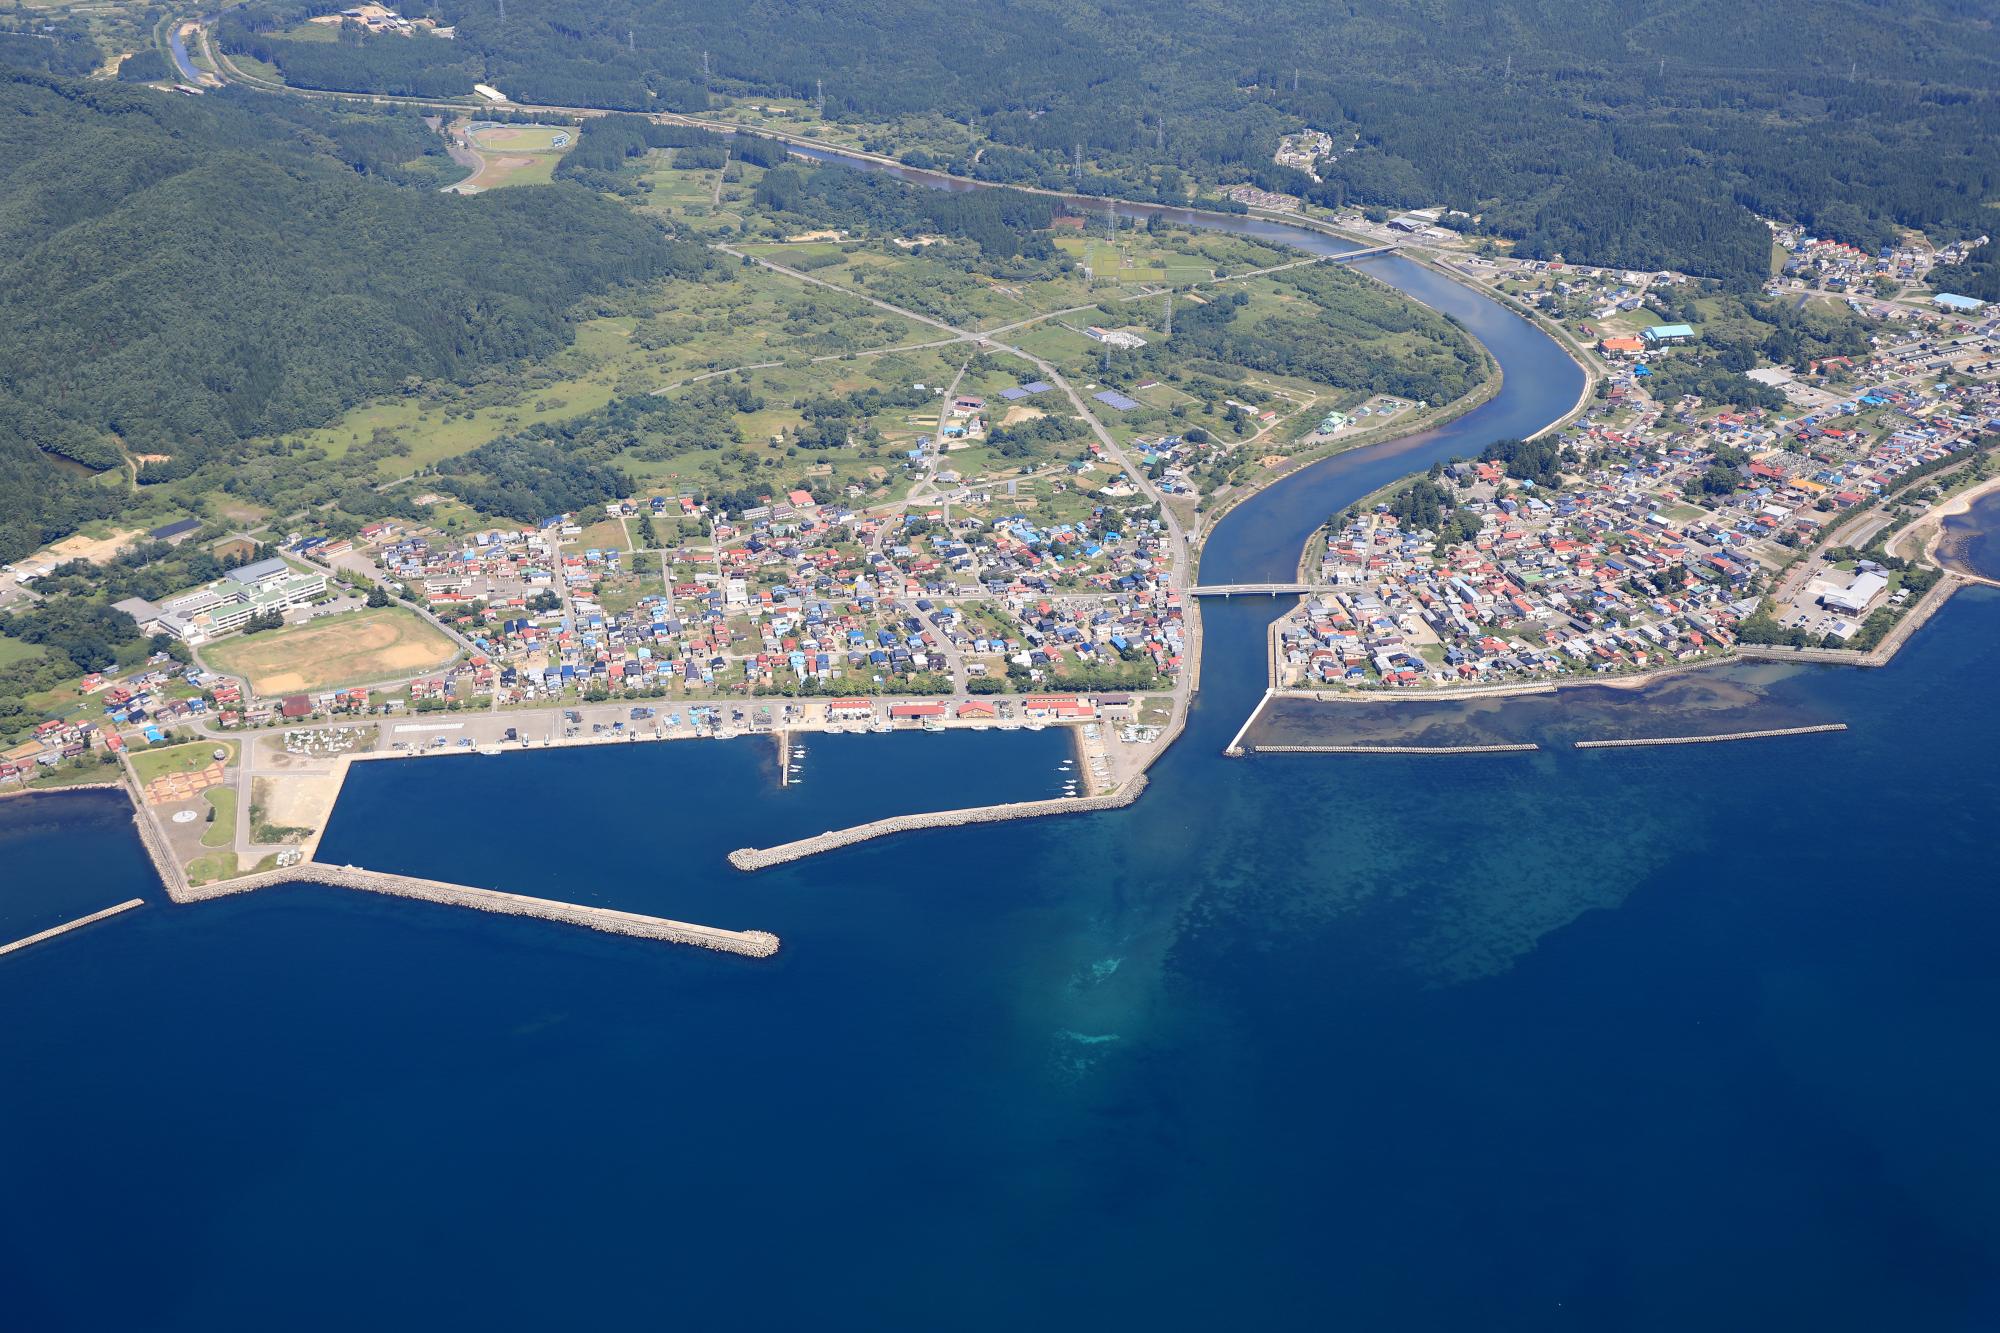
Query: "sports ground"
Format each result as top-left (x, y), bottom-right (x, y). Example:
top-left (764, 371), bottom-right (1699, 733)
top-left (201, 608), bottom-right (457, 695)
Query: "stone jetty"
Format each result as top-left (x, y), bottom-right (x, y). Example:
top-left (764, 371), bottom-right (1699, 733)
top-left (1250, 742), bottom-right (1540, 755)
top-left (124, 788), bottom-right (776, 956)
top-left (728, 777), bottom-right (1149, 871)
top-left (182, 864), bottom-right (781, 957)
top-left (0, 899), bottom-right (145, 958)
top-left (1574, 723), bottom-right (1847, 749)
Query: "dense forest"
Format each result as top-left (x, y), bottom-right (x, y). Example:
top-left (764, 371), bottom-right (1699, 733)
top-left (552, 114), bottom-right (788, 192)
top-left (0, 71), bottom-right (709, 561)
top-left (0, 14), bottom-right (100, 79)
top-left (223, 0), bottom-right (2000, 283)
top-left (753, 164), bottom-right (1055, 259)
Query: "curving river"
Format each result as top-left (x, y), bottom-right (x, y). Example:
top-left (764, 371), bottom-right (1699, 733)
top-left (789, 141), bottom-right (1588, 740)
top-left (9, 149), bottom-right (2000, 1331)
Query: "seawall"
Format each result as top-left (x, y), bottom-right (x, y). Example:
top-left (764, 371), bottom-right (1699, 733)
top-left (729, 776), bottom-right (1148, 871)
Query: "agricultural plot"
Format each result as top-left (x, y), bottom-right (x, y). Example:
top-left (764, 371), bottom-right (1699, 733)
top-left (201, 608), bottom-right (456, 696)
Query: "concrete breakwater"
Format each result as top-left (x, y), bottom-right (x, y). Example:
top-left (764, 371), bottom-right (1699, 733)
top-left (180, 863), bottom-right (781, 957)
top-left (1574, 723), bottom-right (1847, 749)
top-left (1251, 742), bottom-right (1540, 755)
top-left (729, 777), bottom-right (1149, 871)
top-left (119, 780), bottom-right (777, 956)
top-left (0, 899), bottom-right (145, 958)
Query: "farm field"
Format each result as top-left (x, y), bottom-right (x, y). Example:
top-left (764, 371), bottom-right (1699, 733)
top-left (200, 608), bottom-right (456, 696)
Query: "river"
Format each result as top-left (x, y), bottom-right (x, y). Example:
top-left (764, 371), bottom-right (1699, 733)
top-left (6, 162), bottom-right (2000, 1332)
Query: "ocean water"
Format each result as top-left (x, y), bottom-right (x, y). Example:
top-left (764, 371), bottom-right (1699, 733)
top-left (1941, 488), bottom-right (2000, 582)
top-left (8, 219), bottom-right (2000, 1329)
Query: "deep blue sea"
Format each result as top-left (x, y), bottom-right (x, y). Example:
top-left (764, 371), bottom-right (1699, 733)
top-left (7, 208), bottom-right (2000, 1330)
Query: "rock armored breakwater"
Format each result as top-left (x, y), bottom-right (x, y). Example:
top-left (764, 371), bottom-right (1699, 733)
top-left (128, 805), bottom-right (777, 957)
top-left (729, 777), bottom-right (1149, 871)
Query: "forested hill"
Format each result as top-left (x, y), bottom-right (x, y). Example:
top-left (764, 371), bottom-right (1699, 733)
top-left (0, 72), bottom-right (708, 563)
top-left (263, 0), bottom-right (2000, 283)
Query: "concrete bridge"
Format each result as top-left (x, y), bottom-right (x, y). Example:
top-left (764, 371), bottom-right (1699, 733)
top-left (1325, 242), bottom-right (1402, 261)
top-left (1187, 583), bottom-right (1333, 597)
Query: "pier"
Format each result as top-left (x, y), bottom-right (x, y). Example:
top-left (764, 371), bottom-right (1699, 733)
top-left (0, 899), bottom-right (145, 958)
top-left (1574, 723), bottom-right (1847, 749)
top-left (729, 777), bottom-right (1147, 871)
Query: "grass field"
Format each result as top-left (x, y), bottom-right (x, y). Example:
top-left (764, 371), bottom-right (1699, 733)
top-left (0, 635), bottom-right (46, 669)
top-left (452, 122), bottom-right (574, 193)
top-left (200, 786), bottom-right (237, 848)
top-left (130, 740), bottom-right (234, 787)
top-left (468, 124), bottom-right (573, 152)
top-left (271, 268), bottom-right (933, 481)
top-left (200, 608), bottom-right (456, 695)
top-left (187, 853), bottom-right (237, 885)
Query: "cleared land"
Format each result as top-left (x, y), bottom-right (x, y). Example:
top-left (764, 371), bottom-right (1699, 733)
top-left (201, 607), bottom-right (456, 695)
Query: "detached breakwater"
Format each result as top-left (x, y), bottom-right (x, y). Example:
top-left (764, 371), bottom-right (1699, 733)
top-left (1574, 723), bottom-right (1847, 750)
top-left (728, 777), bottom-right (1149, 871)
top-left (0, 899), bottom-right (145, 958)
top-left (1250, 742), bottom-right (1540, 755)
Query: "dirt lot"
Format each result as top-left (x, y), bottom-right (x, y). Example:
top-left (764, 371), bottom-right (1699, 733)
top-left (202, 608), bottom-right (456, 695)
top-left (28, 528), bottom-right (145, 566)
